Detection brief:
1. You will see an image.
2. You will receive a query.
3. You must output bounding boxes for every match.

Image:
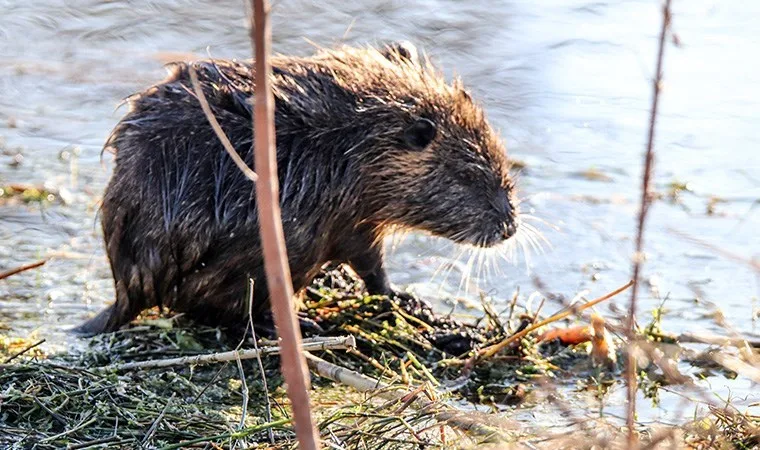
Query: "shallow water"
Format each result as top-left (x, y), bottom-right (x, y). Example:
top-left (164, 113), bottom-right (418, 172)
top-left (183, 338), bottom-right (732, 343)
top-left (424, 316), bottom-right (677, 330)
top-left (1, 0), bottom-right (758, 426)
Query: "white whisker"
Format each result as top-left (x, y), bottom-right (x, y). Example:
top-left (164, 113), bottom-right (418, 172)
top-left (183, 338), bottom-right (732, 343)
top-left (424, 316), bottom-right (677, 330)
top-left (475, 242), bottom-right (486, 290)
top-left (517, 235), bottom-right (532, 274)
top-left (475, 244), bottom-right (486, 290)
top-left (499, 237), bottom-right (517, 265)
top-left (518, 228), bottom-right (541, 255)
top-left (521, 221), bottom-right (552, 250)
top-left (521, 214), bottom-right (561, 232)
top-left (431, 245), bottom-right (466, 295)
top-left (459, 246), bottom-right (477, 295)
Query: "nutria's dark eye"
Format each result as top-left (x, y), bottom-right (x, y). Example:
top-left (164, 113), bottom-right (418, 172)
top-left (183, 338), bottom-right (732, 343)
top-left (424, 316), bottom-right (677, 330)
top-left (404, 118), bottom-right (437, 150)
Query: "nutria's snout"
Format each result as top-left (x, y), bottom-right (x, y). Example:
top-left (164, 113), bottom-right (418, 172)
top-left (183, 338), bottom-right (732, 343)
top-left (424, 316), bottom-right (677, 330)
top-left (446, 187), bottom-right (519, 249)
top-left (494, 188), bottom-right (518, 233)
top-left (481, 189), bottom-right (519, 248)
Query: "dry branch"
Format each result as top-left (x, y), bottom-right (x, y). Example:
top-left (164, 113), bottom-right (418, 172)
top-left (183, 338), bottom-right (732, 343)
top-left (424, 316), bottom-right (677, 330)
top-left (100, 336), bottom-right (355, 371)
top-left (249, 0), bottom-right (321, 449)
top-left (626, 1), bottom-right (673, 447)
top-left (653, 330), bottom-right (760, 348)
top-left (711, 353), bottom-right (760, 384)
top-left (3, 339), bottom-right (46, 363)
top-left (188, 67), bottom-right (258, 182)
top-left (464, 280), bottom-right (634, 372)
top-left (0, 259), bottom-right (48, 281)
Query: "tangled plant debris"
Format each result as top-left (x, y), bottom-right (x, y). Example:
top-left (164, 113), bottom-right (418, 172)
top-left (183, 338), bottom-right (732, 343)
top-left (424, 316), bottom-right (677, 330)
top-left (2, 265), bottom-right (758, 449)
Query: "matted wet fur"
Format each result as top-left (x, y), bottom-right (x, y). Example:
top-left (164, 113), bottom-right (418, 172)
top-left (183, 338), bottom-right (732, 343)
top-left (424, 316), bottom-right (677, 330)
top-left (78, 42), bottom-right (519, 335)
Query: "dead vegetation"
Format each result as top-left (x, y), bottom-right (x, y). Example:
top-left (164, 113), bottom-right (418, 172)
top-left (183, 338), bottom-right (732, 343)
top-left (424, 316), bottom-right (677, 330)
top-left (1, 266), bottom-right (758, 449)
top-left (0, 183), bottom-right (63, 206)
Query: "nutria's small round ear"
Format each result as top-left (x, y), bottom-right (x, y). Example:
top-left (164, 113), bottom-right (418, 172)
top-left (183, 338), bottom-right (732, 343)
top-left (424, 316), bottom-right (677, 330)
top-left (404, 118), bottom-right (437, 150)
top-left (382, 41), bottom-right (420, 66)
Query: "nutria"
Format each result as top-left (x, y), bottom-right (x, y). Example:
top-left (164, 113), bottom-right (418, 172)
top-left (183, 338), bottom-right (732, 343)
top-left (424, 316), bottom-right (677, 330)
top-left (77, 42), bottom-right (519, 335)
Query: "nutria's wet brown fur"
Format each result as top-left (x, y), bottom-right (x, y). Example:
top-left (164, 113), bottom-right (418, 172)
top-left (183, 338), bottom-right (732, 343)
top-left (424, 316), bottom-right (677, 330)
top-left (77, 42), bottom-right (519, 336)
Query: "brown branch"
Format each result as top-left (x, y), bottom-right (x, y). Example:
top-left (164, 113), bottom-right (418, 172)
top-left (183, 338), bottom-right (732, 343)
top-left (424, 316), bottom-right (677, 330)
top-left (249, 1), bottom-right (321, 449)
top-left (0, 259), bottom-right (48, 281)
top-left (3, 339), bottom-right (46, 363)
top-left (626, 1), bottom-right (672, 448)
top-left (101, 336), bottom-right (355, 372)
top-left (711, 353), bottom-right (760, 384)
top-left (188, 66), bottom-right (258, 183)
top-left (463, 280), bottom-right (633, 374)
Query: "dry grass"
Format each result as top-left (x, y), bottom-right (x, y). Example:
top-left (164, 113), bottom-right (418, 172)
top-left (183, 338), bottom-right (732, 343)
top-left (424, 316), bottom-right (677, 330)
top-left (2, 266), bottom-right (758, 449)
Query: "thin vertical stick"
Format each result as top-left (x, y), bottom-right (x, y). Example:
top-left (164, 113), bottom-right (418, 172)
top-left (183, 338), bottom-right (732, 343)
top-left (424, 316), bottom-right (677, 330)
top-left (626, 1), bottom-right (672, 448)
top-left (249, 1), bottom-right (321, 449)
top-left (247, 278), bottom-right (275, 445)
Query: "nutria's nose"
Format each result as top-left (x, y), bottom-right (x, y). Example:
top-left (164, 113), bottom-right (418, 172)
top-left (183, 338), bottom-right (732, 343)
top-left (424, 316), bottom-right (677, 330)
top-left (503, 222), bottom-right (518, 239)
top-left (494, 190), bottom-right (517, 239)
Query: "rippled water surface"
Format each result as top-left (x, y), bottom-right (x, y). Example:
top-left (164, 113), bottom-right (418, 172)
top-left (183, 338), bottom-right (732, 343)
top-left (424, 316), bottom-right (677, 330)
top-left (1, 0), bottom-right (758, 424)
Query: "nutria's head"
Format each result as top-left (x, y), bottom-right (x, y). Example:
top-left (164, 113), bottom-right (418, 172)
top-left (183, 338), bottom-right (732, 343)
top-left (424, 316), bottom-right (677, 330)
top-left (266, 43), bottom-right (518, 248)
top-left (303, 43), bottom-right (518, 248)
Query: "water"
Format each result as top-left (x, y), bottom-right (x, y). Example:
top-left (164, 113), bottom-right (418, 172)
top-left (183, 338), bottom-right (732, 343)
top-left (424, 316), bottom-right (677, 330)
top-left (1, 0), bottom-right (758, 425)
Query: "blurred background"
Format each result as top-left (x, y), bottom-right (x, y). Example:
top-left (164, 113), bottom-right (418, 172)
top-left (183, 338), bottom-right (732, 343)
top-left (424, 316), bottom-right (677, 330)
top-left (1, 0), bottom-right (758, 421)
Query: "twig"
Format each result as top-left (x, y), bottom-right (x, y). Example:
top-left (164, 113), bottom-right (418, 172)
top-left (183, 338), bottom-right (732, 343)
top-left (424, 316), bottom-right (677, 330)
top-left (40, 415), bottom-right (96, 443)
top-left (188, 66), bottom-right (258, 183)
top-left (249, 1), bottom-right (321, 449)
top-left (231, 285), bottom-right (252, 446)
top-left (711, 353), bottom-right (760, 384)
top-left (260, 336), bottom-right (359, 347)
top-left (102, 336), bottom-right (355, 371)
top-left (650, 330), bottom-right (760, 348)
top-left (626, 1), bottom-right (672, 447)
top-left (503, 287), bottom-right (520, 327)
top-left (464, 280), bottom-right (633, 372)
top-left (33, 396), bottom-right (67, 426)
top-left (234, 355), bottom-right (250, 445)
top-left (3, 339), bottom-right (46, 363)
top-left (191, 363), bottom-right (228, 403)
top-left (0, 259), bottom-right (48, 281)
top-left (246, 278), bottom-right (275, 444)
top-left (157, 418), bottom-right (292, 450)
top-left (190, 363), bottom-right (227, 402)
top-left (67, 436), bottom-right (127, 449)
top-left (141, 394), bottom-right (174, 446)
top-left (305, 353), bottom-right (510, 443)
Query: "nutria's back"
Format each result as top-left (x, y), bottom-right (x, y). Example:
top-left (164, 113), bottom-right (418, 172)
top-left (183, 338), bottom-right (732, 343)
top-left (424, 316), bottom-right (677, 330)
top-left (77, 43), bottom-right (519, 335)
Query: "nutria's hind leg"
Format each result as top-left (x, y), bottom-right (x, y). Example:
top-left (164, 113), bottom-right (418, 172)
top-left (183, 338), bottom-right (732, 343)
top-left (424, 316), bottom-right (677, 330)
top-left (71, 281), bottom-right (143, 336)
top-left (72, 304), bottom-right (119, 336)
